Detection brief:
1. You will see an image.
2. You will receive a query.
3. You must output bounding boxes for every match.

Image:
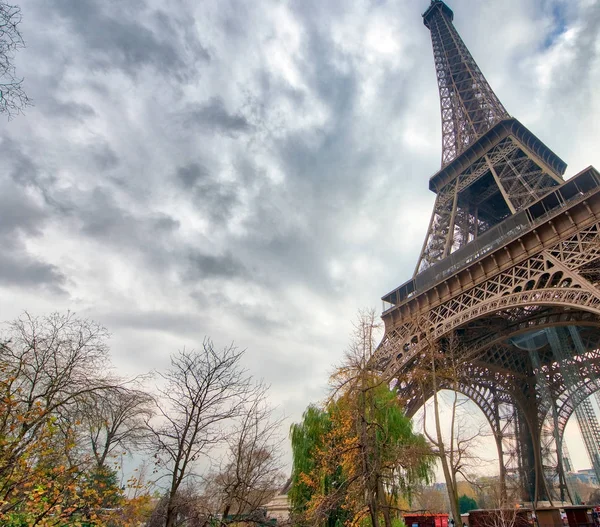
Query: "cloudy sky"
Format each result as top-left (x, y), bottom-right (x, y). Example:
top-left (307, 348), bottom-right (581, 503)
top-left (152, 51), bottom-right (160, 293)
top-left (2, 0), bottom-right (600, 474)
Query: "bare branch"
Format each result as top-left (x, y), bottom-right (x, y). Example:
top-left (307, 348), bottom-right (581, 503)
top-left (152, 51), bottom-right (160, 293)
top-left (0, 2), bottom-right (31, 118)
top-left (148, 339), bottom-right (255, 527)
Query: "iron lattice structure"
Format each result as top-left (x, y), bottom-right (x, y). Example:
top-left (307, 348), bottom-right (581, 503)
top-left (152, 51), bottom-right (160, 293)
top-left (376, 0), bottom-right (600, 505)
top-left (425, 1), bottom-right (508, 167)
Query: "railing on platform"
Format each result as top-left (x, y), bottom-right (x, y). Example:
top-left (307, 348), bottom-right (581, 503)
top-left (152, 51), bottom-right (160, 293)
top-left (382, 167), bottom-right (600, 314)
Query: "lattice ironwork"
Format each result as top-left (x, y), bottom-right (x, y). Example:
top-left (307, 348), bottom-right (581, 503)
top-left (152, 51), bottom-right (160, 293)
top-left (574, 400), bottom-right (600, 483)
top-left (416, 138), bottom-right (562, 272)
top-left (565, 328), bottom-right (600, 484)
top-left (380, 226), bottom-right (600, 378)
top-left (553, 345), bottom-right (600, 431)
top-left (375, 0), bottom-right (600, 506)
top-left (423, 1), bottom-right (509, 166)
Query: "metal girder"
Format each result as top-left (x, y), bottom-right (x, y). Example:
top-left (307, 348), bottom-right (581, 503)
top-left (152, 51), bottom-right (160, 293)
top-left (415, 135), bottom-right (564, 273)
top-left (574, 400), bottom-right (600, 484)
top-left (416, 1), bottom-right (566, 274)
top-left (377, 0), bottom-right (600, 507)
top-left (423, 1), bottom-right (508, 166)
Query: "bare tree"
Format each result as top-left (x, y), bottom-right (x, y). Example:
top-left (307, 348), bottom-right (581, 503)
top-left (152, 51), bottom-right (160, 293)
top-left (204, 381), bottom-right (286, 524)
top-left (147, 486), bottom-right (209, 527)
top-left (78, 385), bottom-right (155, 469)
top-left (419, 334), bottom-right (490, 524)
top-left (471, 507), bottom-right (523, 527)
top-left (149, 340), bottom-right (253, 527)
top-left (0, 1), bottom-right (31, 118)
top-left (588, 487), bottom-right (600, 505)
top-left (475, 476), bottom-right (521, 510)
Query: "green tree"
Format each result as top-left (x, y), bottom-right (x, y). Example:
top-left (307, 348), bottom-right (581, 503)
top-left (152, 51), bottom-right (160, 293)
top-left (458, 494), bottom-right (477, 514)
top-left (289, 311), bottom-right (435, 527)
top-left (289, 405), bottom-right (344, 526)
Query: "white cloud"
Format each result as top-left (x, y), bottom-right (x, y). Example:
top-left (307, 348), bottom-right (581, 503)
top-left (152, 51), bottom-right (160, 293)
top-left (1, 0), bottom-right (600, 479)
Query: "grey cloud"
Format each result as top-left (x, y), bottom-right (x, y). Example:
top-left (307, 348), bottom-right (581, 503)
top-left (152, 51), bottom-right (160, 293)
top-left (78, 187), bottom-right (179, 245)
top-left (89, 143), bottom-right (120, 171)
top-left (556, 2), bottom-right (600, 89)
top-left (0, 251), bottom-right (65, 292)
top-left (96, 309), bottom-right (210, 337)
top-left (4, 139), bottom-right (41, 188)
top-left (257, 352), bottom-right (315, 385)
top-left (177, 162), bottom-right (211, 188)
top-left (185, 251), bottom-right (247, 280)
top-left (0, 183), bottom-right (48, 238)
top-left (1, 139), bottom-right (69, 215)
top-left (50, 0), bottom-right (184, 75)
top-left (183, 97), bottom-right (251, 135)
top-left (153, 9), bottom-right (211, 63)
top-left (188, 285), bottom-right (292, 337)
top-left (248, 225), bottom-right (332, 290)
top-left (176, 163), bottom-right (240, 224)
top-left (0, 181), bottom-right (65, 291)
top-left (44, 99), bottom-right (97, 121)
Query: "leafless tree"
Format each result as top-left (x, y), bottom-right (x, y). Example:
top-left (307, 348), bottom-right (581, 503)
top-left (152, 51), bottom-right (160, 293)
top-left (78, 385), bottom-right (155, 469)
top-left (588, 487), bottom-right (600, 505)
top-left (149, 340), bottom-right (253, 527)
top-left (471, 507), bottom-right (524, 527)
top-left (0, 1), bottom-right (31, 118)
top-left (203, 381), bottom-right (286, 524)
top-left (147, 486), bottom-right (210, 527)
top-left (419, 333), bottom-right (491, 523)
top-left (475, 476), bottom-right (521, 509)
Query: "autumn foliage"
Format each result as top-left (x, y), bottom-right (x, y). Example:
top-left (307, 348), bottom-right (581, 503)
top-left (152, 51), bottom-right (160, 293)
top-left (290, 311), bottom-right (435, 527)
top-left (0, 313), bottom-right (154, 526)
top-left (0, 312), bottom-right (284, 527)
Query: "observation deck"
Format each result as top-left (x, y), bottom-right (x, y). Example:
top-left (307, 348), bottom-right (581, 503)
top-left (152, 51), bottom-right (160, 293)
top-left (382, 166), bottom-right (600, 315)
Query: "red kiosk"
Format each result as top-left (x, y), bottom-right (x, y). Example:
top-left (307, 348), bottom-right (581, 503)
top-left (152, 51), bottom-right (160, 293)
top-left (403, 513), bottom-right (449, 527)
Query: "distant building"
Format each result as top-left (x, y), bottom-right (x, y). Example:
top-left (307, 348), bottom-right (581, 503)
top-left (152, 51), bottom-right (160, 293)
top-left (263, 493), bottom-right (290, 525)
top-left (263, 478), bottom-right (291, 525)
top-left (570, 469), bottom-right (599, 486)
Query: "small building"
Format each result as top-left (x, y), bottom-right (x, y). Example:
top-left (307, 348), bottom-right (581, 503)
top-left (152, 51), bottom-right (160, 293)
top-left (403, 512), bottom-right (449, 527)
top-left (263, 478), bottom-right (292, 525)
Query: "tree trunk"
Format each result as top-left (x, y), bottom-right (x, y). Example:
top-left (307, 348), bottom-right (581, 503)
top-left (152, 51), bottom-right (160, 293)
top-left (434, 413), bottom-right (460, 521)
top-left (430, 358), bottom-right (460, 524)
top-left (379, 478), bottom-right (392, 527)
top-left (165, 502), bottom-right (176, 527)
top-left (359, 389), bottom-right (380, 527)
top-left (368, 499), bottom-right (381, 527)
top-left (165, 481), bottom-right (179, 527)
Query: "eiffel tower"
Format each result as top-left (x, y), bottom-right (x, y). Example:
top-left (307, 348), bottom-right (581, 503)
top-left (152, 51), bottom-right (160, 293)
top-left (375, 0), bottom-right (600, 505)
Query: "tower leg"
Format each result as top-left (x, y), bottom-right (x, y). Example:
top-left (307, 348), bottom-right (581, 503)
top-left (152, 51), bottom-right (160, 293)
top-left (492, 396), bottom-right (508, 506)
top-left (516, 399), bottom-right (551, 505)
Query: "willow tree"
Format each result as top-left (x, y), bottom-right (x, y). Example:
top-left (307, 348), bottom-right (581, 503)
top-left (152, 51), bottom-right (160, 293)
top-left (290, 311), bottom-right (435, 527)
top-left (289, 405), bottom-right (345, 526)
